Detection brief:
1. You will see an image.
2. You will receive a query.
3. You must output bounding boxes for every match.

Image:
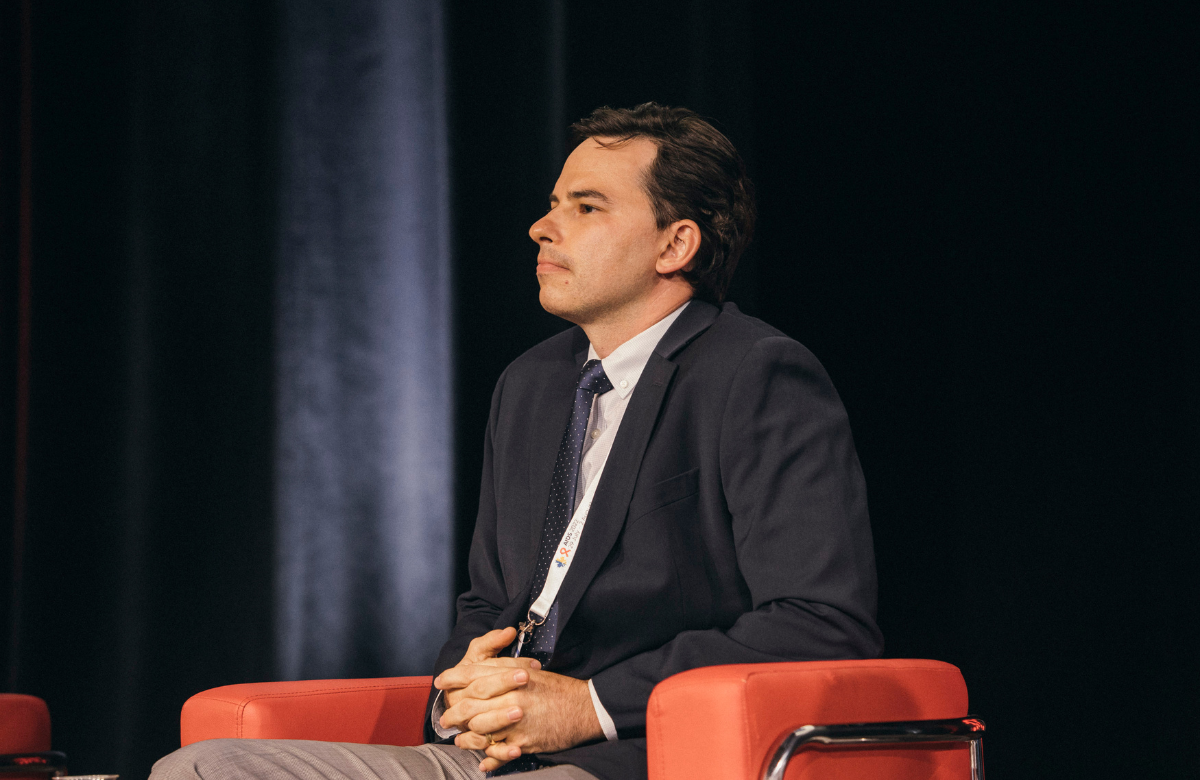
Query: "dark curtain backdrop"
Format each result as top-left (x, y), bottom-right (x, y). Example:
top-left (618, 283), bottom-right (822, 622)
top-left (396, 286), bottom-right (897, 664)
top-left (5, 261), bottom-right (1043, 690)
top-left (8, 4), bottom-right (279, 779)
top-left (2, 2), bottom-right (1195, 780)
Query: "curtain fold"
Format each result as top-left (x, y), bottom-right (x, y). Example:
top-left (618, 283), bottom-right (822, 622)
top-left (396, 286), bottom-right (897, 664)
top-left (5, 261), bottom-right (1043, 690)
top-left (274, 0), bottom-right (452, 680)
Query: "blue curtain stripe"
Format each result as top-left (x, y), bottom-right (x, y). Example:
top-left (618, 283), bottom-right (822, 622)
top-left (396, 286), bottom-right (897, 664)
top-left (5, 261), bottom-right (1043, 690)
top-left (273, 0), bottom-right (452, 680)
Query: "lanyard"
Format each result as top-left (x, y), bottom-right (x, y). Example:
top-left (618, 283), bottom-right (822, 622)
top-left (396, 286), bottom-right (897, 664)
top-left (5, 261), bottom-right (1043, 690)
top-left (514, 459), bottom-right (608, 656)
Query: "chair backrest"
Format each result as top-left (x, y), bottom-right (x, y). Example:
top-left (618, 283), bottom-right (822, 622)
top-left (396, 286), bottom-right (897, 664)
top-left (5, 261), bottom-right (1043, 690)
top-left (0, 694), bottom-right (51, 755)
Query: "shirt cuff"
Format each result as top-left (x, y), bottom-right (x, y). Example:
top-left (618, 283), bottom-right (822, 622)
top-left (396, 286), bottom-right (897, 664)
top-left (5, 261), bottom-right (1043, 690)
top-left (587, 678), bottom-right (618, 742)
top-left (430, 689), bottom-right (461, 739)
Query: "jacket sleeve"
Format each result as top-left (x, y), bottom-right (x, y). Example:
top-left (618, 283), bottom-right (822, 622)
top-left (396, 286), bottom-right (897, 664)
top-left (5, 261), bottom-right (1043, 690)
top-left (423, 369), bottom-right (512, 742)
top-left (590, 336), bottom-right (883, 735)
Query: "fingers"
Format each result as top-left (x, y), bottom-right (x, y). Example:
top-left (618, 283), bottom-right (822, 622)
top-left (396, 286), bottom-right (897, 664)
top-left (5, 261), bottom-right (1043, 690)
top-left (444, 688), bottom-right (465, 709)
top-left (474, 657), bottom-right (542, 670)
top-left (469, 669), bottom-right (530, 701)
top-left (455, 721), bottom-right (522, 773)
top-left (479, 740), bottom-right (522, 772)
top-left (462, 627), bottom-right (517, 664)
top-left (440, 689), bottom-right (520, 733)
top-left (452, 730), bottom-right (490, 751)
top-left (443, 668), bottom-right (529, 709)
top-left (434, 628), bottom-right (539, 695)
top-left (435, 659), bottom-right (538, 692)
top-left (435, 664), bottom-right (494, 692)
top-left (466, 704), bottom-right (524, 737)
top-left (455, 727), bottom-right (523, 765)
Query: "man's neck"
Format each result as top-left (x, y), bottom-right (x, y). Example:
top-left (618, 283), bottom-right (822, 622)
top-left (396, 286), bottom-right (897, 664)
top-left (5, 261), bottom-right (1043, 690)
top-left (581, 289), bottom-right (693, 359)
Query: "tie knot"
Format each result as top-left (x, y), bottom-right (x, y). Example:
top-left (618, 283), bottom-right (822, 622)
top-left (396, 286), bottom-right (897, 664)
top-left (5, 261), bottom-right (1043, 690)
top-left (578, 359), bottom-right (614, 395)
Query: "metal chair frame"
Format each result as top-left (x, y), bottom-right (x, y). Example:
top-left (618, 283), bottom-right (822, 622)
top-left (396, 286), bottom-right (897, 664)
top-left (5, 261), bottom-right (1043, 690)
top-left (763, 716), bottom-right (986, 780)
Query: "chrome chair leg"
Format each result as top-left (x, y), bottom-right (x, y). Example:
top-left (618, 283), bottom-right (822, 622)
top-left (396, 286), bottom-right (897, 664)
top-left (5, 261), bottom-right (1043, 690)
top-left (763, 716), bottom-right (986, 780)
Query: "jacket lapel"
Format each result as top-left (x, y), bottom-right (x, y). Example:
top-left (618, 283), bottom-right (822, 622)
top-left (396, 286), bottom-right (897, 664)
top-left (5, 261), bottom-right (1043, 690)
top-left (552, 300), bottom-right (720, 635)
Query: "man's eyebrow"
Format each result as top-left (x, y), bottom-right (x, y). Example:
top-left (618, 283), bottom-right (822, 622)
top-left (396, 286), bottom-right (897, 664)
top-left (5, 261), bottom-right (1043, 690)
top-left (548, 189), bottom-right (612, 204)
top-left (569, 189), bottom-right (611, 202)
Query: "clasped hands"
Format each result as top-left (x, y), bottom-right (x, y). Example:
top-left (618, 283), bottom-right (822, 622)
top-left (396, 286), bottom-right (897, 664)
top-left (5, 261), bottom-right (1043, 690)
top-left (435, 627), bottom-right (603, 773)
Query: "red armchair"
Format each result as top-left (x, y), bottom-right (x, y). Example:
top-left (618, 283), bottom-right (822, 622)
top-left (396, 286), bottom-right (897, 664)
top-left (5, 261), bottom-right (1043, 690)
top-left (0, 694), bottom-right (67, 778)
top-left (180, 660), bottom-right (984, 780)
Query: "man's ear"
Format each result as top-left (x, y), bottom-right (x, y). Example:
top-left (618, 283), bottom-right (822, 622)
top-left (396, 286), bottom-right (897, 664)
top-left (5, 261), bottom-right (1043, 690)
top-left (656, 219), bottom-right (701, 275)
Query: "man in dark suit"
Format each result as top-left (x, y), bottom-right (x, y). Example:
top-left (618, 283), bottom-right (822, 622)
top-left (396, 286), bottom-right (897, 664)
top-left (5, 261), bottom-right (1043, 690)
top-left (150, 103), bottom-right (879, 780)
top-left (426, 103), bottom-right (882, 780)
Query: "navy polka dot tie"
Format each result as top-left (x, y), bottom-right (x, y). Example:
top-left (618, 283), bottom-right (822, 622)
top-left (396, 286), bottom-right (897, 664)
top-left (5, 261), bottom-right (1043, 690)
top-left (522, 359), bottom-right (613, 663)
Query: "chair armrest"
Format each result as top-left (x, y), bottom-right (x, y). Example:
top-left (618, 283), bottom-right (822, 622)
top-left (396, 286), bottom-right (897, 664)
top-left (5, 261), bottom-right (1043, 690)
top-left (646, 660), bottom-right (970, 780)
top-left (180, 677), bottom-right (433, 747)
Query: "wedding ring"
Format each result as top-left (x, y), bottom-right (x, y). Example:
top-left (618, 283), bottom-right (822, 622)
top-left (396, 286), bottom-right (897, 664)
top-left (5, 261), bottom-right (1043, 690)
top-left (488, 734), bottom-right (502, 746)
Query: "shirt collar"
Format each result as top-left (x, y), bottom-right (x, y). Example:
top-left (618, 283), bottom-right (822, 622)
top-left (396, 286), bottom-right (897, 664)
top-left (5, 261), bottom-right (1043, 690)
top-left (587, 301), bottom-right (690, 400)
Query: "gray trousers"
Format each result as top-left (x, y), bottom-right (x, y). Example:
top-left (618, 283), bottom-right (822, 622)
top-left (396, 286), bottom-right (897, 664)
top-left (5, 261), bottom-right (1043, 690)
top-left (150, 740), bottom-right (599, 780)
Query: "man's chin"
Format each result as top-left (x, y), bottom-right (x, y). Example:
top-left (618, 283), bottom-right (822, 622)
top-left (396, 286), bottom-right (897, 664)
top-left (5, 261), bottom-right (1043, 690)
top-left (538, 288), bottom-right (585, 324)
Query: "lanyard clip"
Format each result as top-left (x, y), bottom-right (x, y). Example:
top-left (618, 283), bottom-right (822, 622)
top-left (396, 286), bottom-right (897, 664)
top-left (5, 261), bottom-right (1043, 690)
top-left (512, 610), bottom-right (546, 657)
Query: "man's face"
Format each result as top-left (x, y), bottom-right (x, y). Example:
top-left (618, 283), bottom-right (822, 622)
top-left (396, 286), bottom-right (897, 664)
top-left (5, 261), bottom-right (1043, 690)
top-left (529, 137), bottom-right (667, 325)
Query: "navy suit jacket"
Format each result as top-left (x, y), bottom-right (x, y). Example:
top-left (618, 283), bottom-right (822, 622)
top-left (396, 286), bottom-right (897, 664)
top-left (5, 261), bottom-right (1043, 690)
top-left (425, 301), bottom-right (883, 780)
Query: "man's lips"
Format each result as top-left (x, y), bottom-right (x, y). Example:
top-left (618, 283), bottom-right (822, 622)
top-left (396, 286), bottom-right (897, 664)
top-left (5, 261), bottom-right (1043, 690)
top-left (536, 256), bottom-right (568, 274)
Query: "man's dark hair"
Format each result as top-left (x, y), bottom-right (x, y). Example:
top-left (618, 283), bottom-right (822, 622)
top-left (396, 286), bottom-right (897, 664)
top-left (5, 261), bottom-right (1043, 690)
top-left (570, 103), bottom-right (756, 304)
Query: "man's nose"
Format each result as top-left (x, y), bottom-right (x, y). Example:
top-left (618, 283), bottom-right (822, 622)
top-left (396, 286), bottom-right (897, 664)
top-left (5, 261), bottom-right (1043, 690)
top-left (529, 212), bottom-right (557, 244)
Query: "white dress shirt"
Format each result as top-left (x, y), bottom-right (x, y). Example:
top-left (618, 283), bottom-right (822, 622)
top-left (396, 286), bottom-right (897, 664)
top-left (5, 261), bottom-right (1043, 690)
top-left (433, 301), bottom-right (690, 744)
